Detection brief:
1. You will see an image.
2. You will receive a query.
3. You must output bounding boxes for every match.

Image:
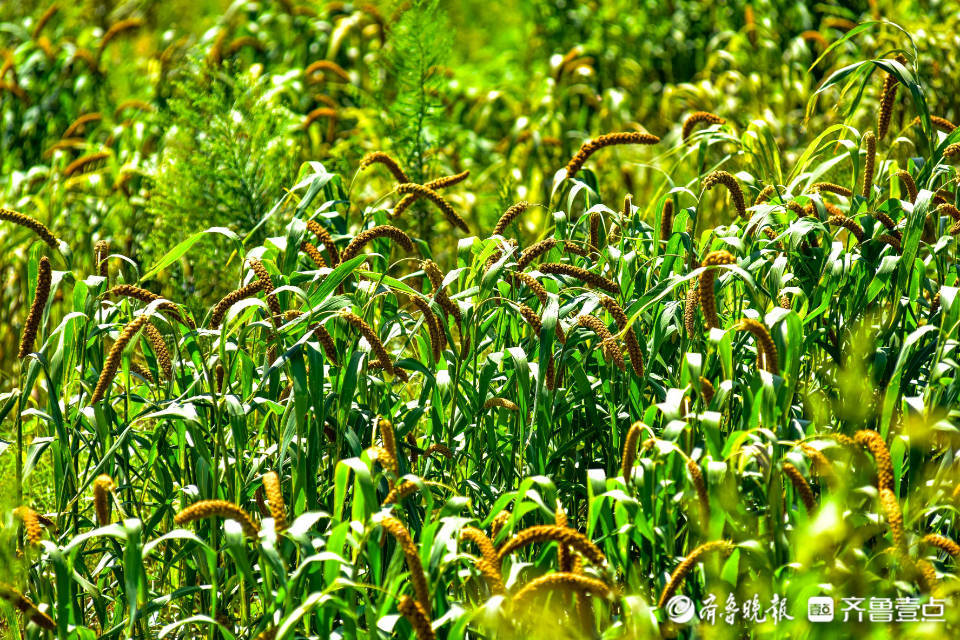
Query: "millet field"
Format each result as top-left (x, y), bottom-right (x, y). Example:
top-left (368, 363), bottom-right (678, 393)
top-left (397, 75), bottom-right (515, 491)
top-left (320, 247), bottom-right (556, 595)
top-left (2, 1), bottom-right (960, 639)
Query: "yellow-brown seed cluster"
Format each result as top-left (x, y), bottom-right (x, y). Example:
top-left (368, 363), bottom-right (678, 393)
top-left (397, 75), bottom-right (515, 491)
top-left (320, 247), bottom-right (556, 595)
top-left (497, 524), bottom-right (606, 566)
top-left (210, 280), bottom-right (266, 329)
top-left (421, 260), bottom-right (462, 324)
top-left (565, 131), bottom-right (660, 177)
top-left (174, 500), bottom-right (260, 538)
top-left (262, 471), bottom-right (287, 532)
top-left (598, 294), bottom-right (644, 377)
top-left (341, 311), bottom-right (395, 375)
top-left (380, 517), bottom-right (431, 614)
top-left (540, 263), bottom-right (620, 295)
top-left (492, 201), bottom-right (530, 236)
top-left (0, 208), bottom-right (60, 250)
top-left (686, 459), bottom-right (710, 524)
top-left (703, 171), bottom-right (747, 218)
top-left (681, 111), bottom-right (725, 141)
top-left (855, 430), bottom-right (895, 492)
top-left (340, 225), bottom-right (415, 263)
top-left (735, 317), bottom-right (779, 373)
top-left (93, 474), bottom-right (115, 525)
top-left (14, 506), bottom-right (44, 545)
top-left (0, 583), bottom-right (56, 631)
top-left (90, 315), bottom-right (150, 403)
top-left (484, 397), bottom-right (520, 411)
top-left (359, 151), bottom-right (410, 183)
top-left (698, 250), bottom-right (736, 329)
top-left (398, 596), bottom-right (436, 640)
top-left (577, 314), bottom-right (625, 370)
top-left (306, 219), bottom-right (340, 265)
top-left (657, 540), bottom-right (735, 608)
top-left (18, 256), bottom-right (52, 359)
top-left (511, 572), bottom-right (612, 609)
top-left (812, 182), bottom-right (853, 197)
top-left (878, 54), bottom-right (908, 139)
top-left (396, 183), bottom-right (469, 232)
top-left (862, 131), bottom-right (876, 197)
top-left (517, 238), bottom-right (558, 269)
top-left (782, 463), bottom-right (816, 514)
top-left (828, 213), bottom-right (866, 243)
top-left (659, 198), bottom-right (674, 241)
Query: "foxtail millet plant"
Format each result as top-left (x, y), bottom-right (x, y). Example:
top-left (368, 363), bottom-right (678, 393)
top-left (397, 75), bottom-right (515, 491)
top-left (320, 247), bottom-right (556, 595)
top-left (396, 183), bottom-right (469, 232)
top-left (621, 422), bottom-right (644, 483)
top-left (0, 583), bottom-right (56, 631)
top-left (517, 238), bottom-right (558, 269)
top-left (754, 185), bottom-right (776, 206)
top-left (684, 283), bottom-right (699, 334)
top-left (698, 250), bottom-right (736, 329)
top-left (379, 419), bottom-right (400, 477)
top-left (497, 525), bottom-right (607, 566)
top-left (812, 182), bottom-right (853, 197)
top-left (862, 131), bottom-right (876, 197)
top-left (0, 208), bottom-right (60, 250)
top-left (94, 239), bottom-right (110, 277)
top-left (873, 211), bottom-right (901, 239)
top-left (509, 271), bottom-right (548, 305)
top-left (922, 534), bottom-right (960, 558)
top-left (511, 572), bottom-right (612, 609)
top-left (93, 474), bottom-right (115, 525)
top-left (14, 506), bottom-right (43, 545)
top-left (597, 294), bottom-right (643, 376)
top-left (855, 430), bottom-right (895, 493)
top-left (878, 54), bottom-right (909, 139)
top-left (686, 459), bottom-right (710, 525)
top-left (681, 111), bottom-right (724, 141)
top-left (408, 294), bottom-right (445, 360)
top-left (828, 213), bottom-right (866, 243)
top-left (360, 151), bottom-right (411, 183)
top-left (577, 314), bottom-right (625, 370)
top-left (539, 263), bottom-right (620, 295)
top-left (398, 596), bottom-right (436, 640)
top-left (380, 516), bottom-right (431, 615)
top-left (17, 256), bottom-right (51, 359)
top-left (306, 219), bottom-right (340, 265)
top-left (913, 115), bottom-right (957, 133)
top-left (879, 488), bottom-right (907, 555)
top-left (249, 258), bottom-right (282, 319)
top-left (735, 317), bottom-right (779, 373)
top-left (210, 280), bottom-right (267, 330)
top-left (340, 225), bottom-right (415, 263)
top-left (421, 260), bottom-right (462, 323)
top-left (702, 171), bottom-right (747, 218)
top-left (261, 471), bottom-right (287, 532)
top-left (174, 499), bottom-right (260, 538)
top-left (143, 323), bottom-right (172, 379)
top-left (90, 315), bottom-right (150, 403)
top-left (895, 170), bottom-right (919, 202)
top-left (492, 201), bottom-right (530, 236)
top-left (301, 241), bottom-right (327, 267)
top-left (484, 397), bottom-right (520, 411)
top-left (781, 463), bottom-right (817, 514)
top-left (564, 131), bottom-right (660, 177)
top-left (657, 540), bottom-right (735, 608)
top-left (659, 198), bottom-right (674, 242)
top-left (490, 511), bottom-right (511, 543)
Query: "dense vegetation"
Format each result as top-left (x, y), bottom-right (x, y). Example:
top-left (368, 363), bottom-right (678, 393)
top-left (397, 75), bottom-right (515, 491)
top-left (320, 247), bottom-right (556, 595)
top-left (3, 1), bottom-right (960, 638)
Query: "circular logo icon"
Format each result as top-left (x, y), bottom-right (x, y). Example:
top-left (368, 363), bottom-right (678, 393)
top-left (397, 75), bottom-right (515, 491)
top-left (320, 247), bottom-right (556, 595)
top-left (665, 595), bottom-right (696, 623)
